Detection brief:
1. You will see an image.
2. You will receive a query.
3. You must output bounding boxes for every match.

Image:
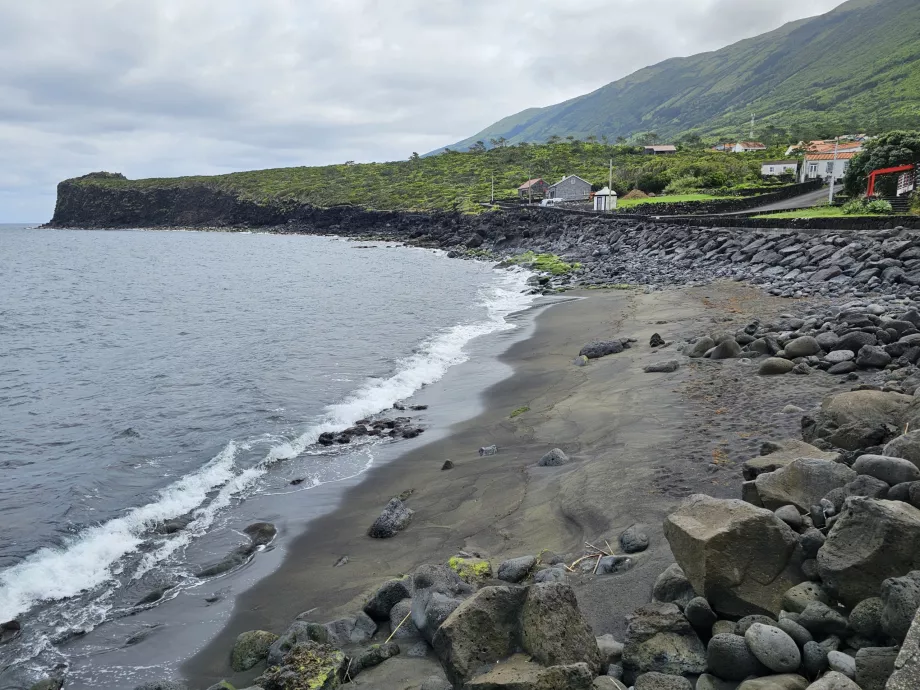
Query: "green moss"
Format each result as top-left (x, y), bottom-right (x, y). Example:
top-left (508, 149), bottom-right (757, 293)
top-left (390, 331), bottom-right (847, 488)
top-left (507, 251), bottom-right (580, 276)
top-left (448, 556), bottom-right (493, 584)
top-left (257, 642), bottom-right (345, 690)
top-left (510, 406), bottom-right (530, 418)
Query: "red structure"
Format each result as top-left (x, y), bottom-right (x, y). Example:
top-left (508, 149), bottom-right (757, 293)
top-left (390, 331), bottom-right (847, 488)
top-left (867, 163), bottom-right (915, 196)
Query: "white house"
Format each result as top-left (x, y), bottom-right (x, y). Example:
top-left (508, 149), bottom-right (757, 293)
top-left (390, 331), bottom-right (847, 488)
top-left (593, 187), bottom-right (617, 211)
top-left (800, 151), bottom-right (858, 184)
top-left (761, 160), bottom-right (798, 177)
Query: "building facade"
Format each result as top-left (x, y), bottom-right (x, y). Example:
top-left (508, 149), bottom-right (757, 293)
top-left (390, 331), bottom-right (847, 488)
top-left (548, 175), bottom-right (592, 201)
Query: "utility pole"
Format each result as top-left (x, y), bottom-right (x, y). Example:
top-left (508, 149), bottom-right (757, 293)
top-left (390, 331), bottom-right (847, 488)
top-left (528, 170), bottom-right (533, 206)
top-left (608, 158), bottom-right (613, 214)
top-left (750, 113), bottom-right (755, 140)
top-left (491, 173), bottom-right (494, 204)
top-left (829, 136), bottom-right (839, 205)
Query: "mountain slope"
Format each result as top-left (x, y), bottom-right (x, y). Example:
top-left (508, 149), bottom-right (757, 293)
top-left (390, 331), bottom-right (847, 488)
top-left (446, 0), bottom-right (920, 150)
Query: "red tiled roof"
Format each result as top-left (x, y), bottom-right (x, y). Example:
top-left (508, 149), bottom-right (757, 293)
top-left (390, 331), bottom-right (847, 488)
top-left (805, 152), bottom-right (859, 161)
top-left (518, 178), bottom-right (545, 190)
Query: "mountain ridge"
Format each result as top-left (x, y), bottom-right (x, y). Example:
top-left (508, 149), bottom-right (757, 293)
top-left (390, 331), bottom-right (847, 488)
top-left (441, 0), bottom-right (919, 151)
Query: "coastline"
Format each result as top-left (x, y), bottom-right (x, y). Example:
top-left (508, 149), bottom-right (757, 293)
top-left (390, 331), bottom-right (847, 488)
top-left (184, 280), bottom-right (839, 688)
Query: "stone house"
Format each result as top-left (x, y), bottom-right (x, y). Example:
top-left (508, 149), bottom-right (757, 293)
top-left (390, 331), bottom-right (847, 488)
top-left (518, 178), bottom-right (549, 200)
top-left (547, 175), bottom-right (592, 201)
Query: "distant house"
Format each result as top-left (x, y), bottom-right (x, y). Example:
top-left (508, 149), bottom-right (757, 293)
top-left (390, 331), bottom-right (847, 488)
top-left (643, 145), bottom-right (677, 155)
top-left (786, 139), bottom-right (864, 157)
top-left (761, 160), bottom-right (799, 177)
top-left (547, 175), bottom-right (592, 201)
top-left (518, 178), bottom-right (549, 200)
top-left (714, 142), bottom-right (767, 153)
top-left (801, 151), bottom-right (859, 184)
top-left (593, 187), bottom-right (617, 211)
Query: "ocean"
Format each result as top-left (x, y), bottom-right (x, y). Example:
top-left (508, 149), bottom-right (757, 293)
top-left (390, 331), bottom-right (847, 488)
top-left (0, 224), bottom-right (534, 689)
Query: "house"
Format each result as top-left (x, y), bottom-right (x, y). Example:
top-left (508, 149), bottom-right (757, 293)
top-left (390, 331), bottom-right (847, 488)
top-left (786, 139), bottom-right (864, 157)
top-left (593, 187), bottom-right (617, 211)
top-left (643, 145), bottom-right (677, 155)
top-left (518, 178), bottom-right (549, 201)
top-left (712, 142), bottom-right (767, 153)
top-left (800, 151), bottom-right (859, 184)
top-left (547, 175), bottom-right (592, 201)
top-left (761, 160), bottom-right (799, 177)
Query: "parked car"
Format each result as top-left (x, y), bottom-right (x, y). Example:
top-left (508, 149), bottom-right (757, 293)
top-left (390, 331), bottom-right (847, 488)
top-left (540, 198), bottom-right (565, 207)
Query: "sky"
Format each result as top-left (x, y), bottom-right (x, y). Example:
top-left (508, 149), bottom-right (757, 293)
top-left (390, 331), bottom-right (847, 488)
top-left (0, 0), bottom-right (846, 222)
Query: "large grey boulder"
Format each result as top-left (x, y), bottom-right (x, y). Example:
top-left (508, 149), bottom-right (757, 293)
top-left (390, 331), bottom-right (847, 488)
top-left (802, 390), bottom-right (912, 451)
top-left (803, 672), bottom-right (859, 689)
top-left (367, 498), bottom-right (414, 538)
top-left (580, 341), bottom-right (625, 359)
top-left (497, 555), bottom-right (536, 583)
top-left (663, 495), bottom-right (804, 617)
top-left (817, 497), bottom-right (920, 607)
top-left (742, 439), bottom-right (840, 481)
top-left (538, 448), bottom-right (568, 467)
top-left (230, 630), bottom-right (278, 672)
top-left (521, 583), bottom-right (601, 672)
top-left (888, 606), bottom-right (920, 689)
top-left (856, 345), bottom-right (893, 369)
top-left (709, 340), bottom-right (743, 360)
top-left (852, 454), bottom-right (920, 486)
top-left (883, 430), bottom-right (920, 469)
top-left (622, 602), bottom-right (706, 681)
top-left (431, 585), bottom-right (528, 687)
top-left (754, 459), bottom-right (856, 512)
top-left (363, 577), bottom-right (411, 621)
top-left (855, 646), bottom-right (898, 690)
top-left (744, 623), bottom-right (801, 673)
top-left (706, 633), bottom-right (769, 681)
top-left (785, 336), bottom-right (821, 358)
top-left (880, 570), bottom-right (920, 642)
top-left (410, 564), bottom-right (473, 643)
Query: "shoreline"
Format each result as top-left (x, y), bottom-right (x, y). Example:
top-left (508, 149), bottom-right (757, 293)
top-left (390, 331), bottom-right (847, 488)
top-left (184, 280), bottom-right (834, 688)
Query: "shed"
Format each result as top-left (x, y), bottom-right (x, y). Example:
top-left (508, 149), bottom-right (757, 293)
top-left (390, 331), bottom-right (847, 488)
top-left (518, 178), bottom-right (549, 200)
top-left (593, 187), bottom-right (617, 211)
top-left (643, 145), bottom-right (677, 155)
top-left (547, 175), bottom-right (592, 201)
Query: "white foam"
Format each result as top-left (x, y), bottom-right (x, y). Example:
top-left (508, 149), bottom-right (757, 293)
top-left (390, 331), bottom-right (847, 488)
top-left (0, 266), bottom-right (535, 621)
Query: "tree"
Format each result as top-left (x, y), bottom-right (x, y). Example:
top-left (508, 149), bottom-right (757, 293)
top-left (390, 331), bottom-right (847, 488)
top-left (676, 133), bottom-right (704, 150)
top-left (469, 141), bottom-right (487, 153)
top-left (615, 136), bottom-right (627, 145)
top-left (547, 135), bottom-right (561, 144)
top-left (585, 135), bottom-right (597, 143)
top-left (844, 130), bottom-right (920, 196)
top-left (409, 152), bottom-right (420, 162)
top-left (636, 131), bottom-right (660, 146)
top-left (489, 137), bottom-right (508, 148)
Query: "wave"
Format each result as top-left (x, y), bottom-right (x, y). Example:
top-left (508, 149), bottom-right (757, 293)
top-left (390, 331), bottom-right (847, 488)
top-left (0, 267), bottom-right (535, 622)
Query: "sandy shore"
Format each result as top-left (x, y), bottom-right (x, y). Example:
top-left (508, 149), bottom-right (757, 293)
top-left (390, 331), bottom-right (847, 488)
top-left (186, 282), bottom-right (845, 688)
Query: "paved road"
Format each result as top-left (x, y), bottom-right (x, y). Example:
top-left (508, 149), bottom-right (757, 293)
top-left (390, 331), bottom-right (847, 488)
top-left (739, 184), bottom-right (842, 214)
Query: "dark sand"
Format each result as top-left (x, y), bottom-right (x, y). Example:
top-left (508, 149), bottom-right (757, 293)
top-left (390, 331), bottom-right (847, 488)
top-left (186, 282), bottom-right (845, 689)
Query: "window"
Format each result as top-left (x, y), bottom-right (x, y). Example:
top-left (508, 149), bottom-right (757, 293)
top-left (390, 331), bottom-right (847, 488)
top-left (770, 167), bottom-right (775, 173)
top-left (826, 162), bottom-right (835, 174)
top-left (809, 163), bottom-right (818, 175)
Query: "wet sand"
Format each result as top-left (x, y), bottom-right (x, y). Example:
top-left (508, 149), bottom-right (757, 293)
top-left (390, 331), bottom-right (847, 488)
top-left (186, 282), bottom-right (844, 688)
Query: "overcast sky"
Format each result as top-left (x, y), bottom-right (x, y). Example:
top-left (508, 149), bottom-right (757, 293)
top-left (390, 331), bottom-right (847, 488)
top-left (1, 0), bottom-right (845, 222)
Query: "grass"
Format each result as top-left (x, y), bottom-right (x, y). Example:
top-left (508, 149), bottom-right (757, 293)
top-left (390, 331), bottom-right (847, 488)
top-left (510, 406), bottom-right (530, 418)
top-left (617, 193), bottom-right (726, 209)
top-left (506, 251), bottom-right (581, 275)
top-left (753, 206), bottom-right (856, 219)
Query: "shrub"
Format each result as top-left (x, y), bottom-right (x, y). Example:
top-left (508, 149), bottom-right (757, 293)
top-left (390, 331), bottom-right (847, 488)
top-left (865, 199), bottom-right (893, 214)
top-left (841, 199), bottom-right (867, 215)
top-left (842, 198), bottom-right (894, 215)
top-left (663, 175), bottom-right (705, 195)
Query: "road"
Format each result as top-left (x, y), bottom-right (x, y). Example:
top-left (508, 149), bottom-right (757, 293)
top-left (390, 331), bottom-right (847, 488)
top-left (737, 184), bottom-right (842, 214)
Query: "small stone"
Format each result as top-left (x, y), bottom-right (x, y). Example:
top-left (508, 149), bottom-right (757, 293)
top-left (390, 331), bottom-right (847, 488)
top-left (803, 639), bottom-right (829, 678)
top-left (650, 333), bottom-right (665, 347)
top-left (478, 444), bottom-right (498, 456)
top-left (744, 622), bottom-right (802, 673)
top-left (367, 498), bottom-right (414, 538)
top-left (776, 618), bottom-right (813, 648)
top-left (684, 597), bottom-right (717, 631)
top-left (619, 525), bottom-right (650, 554)
top-left (783, 405), bottom-right (805, 414)
top-left (782, 582), bottom-right (830, 614)
top-left (775, 505), bottom-right (803, 529)
top-left (825, 350), bottom-right (856, 364)
top-left (799, 528), bottom-right (825, 560)
top-left (706, 633), bottom-right (768, 681)
top-left (538, 448), bottom-right (568, 467)
top-left (441, 460), bottom-right (454, 470)
top-left (785, 336), bottom-right (821, 358)
top-left (759, 357), bottom-right (796, 375)
top-left (496, 556), bottom-right (536, 584)
top-left (827, 650), bottom-right (857, 678)
top-left (597, 555), bottom-right (633, 575)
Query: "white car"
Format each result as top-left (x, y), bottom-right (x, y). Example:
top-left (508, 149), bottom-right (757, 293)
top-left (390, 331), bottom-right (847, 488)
top-left (540, 198), bottom-right (565, 207)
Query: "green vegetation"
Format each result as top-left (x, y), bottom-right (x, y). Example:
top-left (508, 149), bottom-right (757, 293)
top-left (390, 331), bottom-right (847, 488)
top-left (506, 251), bottom-right (583, 275)
top-left (843, 198), bottom-right (894, 214)
top-left (753, 207), bottom-right (849, 219)
top-left (447, 557), bottom-right (492, 584)
top-left (510, 406), bottom-right (530, 418)
top-left (844, 130), bottom-right (920, 196)
top-left (68, 140), bottom-right (783, 212)
top-left (445, 0), bottom-right (920, 151)
top-left (617, 194), bottom-right (725, 209)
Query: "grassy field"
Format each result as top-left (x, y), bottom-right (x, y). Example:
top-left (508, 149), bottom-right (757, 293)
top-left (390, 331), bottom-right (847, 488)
top-left (67, 141), bottom-right (786, 213)
top-left (617, 194), bottom-right (726, 209)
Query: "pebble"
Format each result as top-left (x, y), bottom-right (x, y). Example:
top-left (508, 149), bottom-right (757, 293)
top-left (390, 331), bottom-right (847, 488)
top-left (744, 622), bottom-right (802, 673)
top-left (827, 650), bottom-right (857, 678)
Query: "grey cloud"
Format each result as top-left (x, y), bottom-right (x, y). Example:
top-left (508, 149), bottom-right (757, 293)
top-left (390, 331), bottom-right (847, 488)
top-left (0, 0), bottom-right (844, 221)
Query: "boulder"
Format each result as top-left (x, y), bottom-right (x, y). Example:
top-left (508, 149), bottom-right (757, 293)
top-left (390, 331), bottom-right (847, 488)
top-left (231, 630), bottom-right (278, 672)
top-left (888, 606), bottom-right (920, 689)
top-left (785, 336), bottom-right (821, 358)
top-left (827, 650), bottom-right (856, 678)
top-left (775, 505), bottom-right (803, 529)
top-left (533, 567), bottom-right (567, 584)
top-left (411, 564), bottom-right (473, 643)
top-left (597, 555), bottom-right (633, 575)
top-left (835, 331), bottom-right (877, 353)
top-left (742, 440), bottom-right (840, 481)
top-left (521, 583), bottom-right (601, 672)
top-left (463, 656), bottom-right (594, 689)
top-left (652, 564), bottom-right (696, 608)
top-left (497, 556), bottom-right (537, 584)
top-left (855, 646), bottom-right (898, 690)
top-left (363, 577), bottom-right (411, 621)
top-left (256, 641), bottom-right (346, 690)
top-left (432, 585), bottom-right (527, 687)
top-left (706, 633), bottom-right (769, 681)
top-left (797, 602), bottom-right (848, 638)
top-left (825, 350), bottom-right (856, 364)
top-left (754, 459), bottom-right (856, 512)
top-left (802, 390), bottom-right (912, 451)
top-left (776, 618), bottom-right (812, 648)
top-left (710, 340), bottom-right (743, 360)
top-left (803, 672), bottom-right (859, 689)
top-left (689, 337), bottom-right (716, 358)
top-left (619, 525), bottom-right (650, 554)
top-left (803, 640), bottom-right (829, 678)
top-left (852, 454), bottom-right (920, 485)
top-left (848, 597), bottom-right (884, 640)
top-left (367, 498), bottom-right (414, 538)
top-left (267, 621), bottom-right (330, 666)
top-left (880, 570), bottom-right (920, 642)
top-left (817, 497), bottom-right (920, 607)
top-left (634, 672), bottom-right (693, 689)
top-left (883, 430), bottom-right (920, 469)
top-left (448, 557), bottom-right (493, 585)
top-left (684, 597), bottom-right (717, 631)
top-left (622, 602), bottom-right (706, 681)
top-left (736, 676), bottom-right (808, 690)
top-left (663, 495), bottom-right (804, 617)
top-left (744, 623), bottom-right (801, 673)
top-left (580, 341), bottom-right (625, 359)
top-left (388, 599), bottom-right (420, 640)
top-left (781, 582), bottom-right (829, 614)
top-left (644, 360), bottom-right (679, 373)
top-left (856, 345), bottom-right (893, 369)
top-left (347, 642), bottom-right (400, 678)
top-left (759, 358), bottom-right (796, 376)
top-left (324, 612), bottom-right (377, 647)
top-left (538, 448), bottom-right (568, 467)
top-left (844, 474), bottom-right (889, 500)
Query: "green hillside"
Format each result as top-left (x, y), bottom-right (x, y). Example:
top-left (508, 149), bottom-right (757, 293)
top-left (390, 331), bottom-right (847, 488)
top-left (67, 142), bottom-right (785, 212)
top-left (445, 0), bottom-right (920, 151)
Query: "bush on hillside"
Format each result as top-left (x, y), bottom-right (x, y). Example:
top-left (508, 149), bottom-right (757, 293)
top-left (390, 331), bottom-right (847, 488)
top-left (842, 198), bottom-right (893, 215)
